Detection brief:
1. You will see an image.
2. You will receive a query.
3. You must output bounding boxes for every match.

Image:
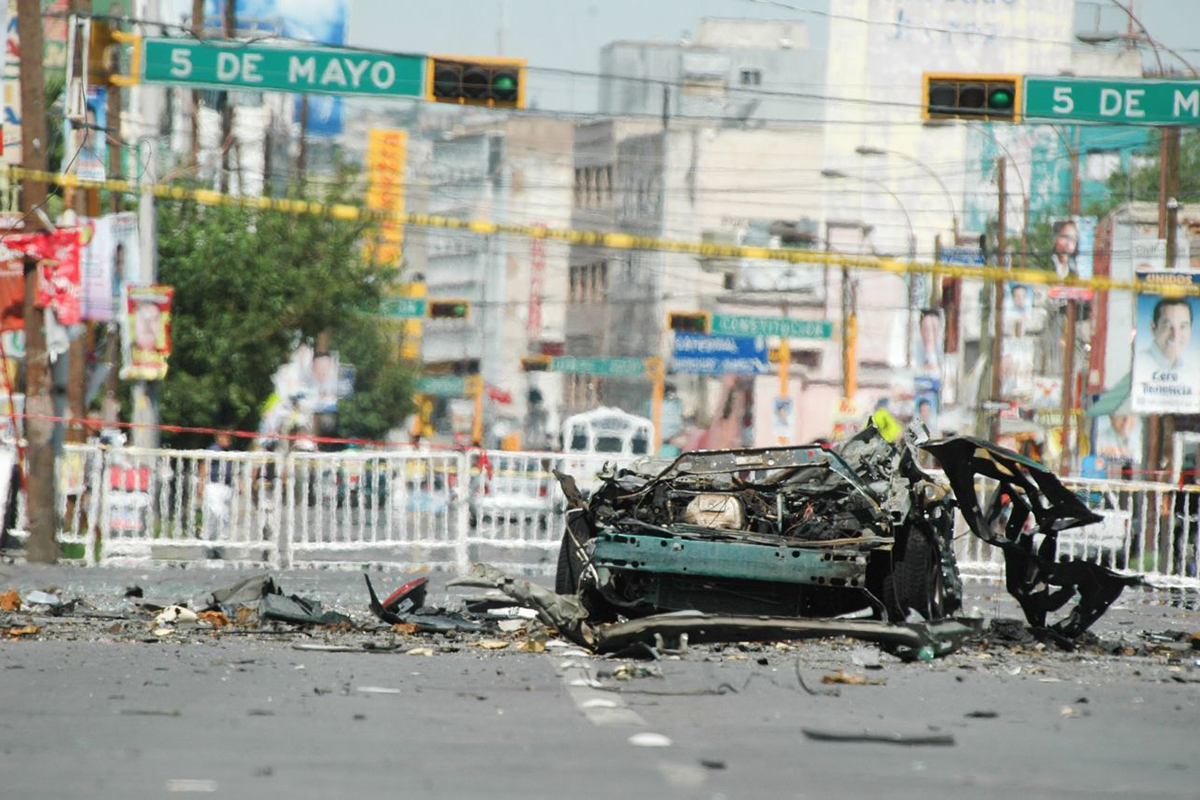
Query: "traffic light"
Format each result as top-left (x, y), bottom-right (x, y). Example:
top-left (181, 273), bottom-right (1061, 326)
top-left (923, 74), bottom-right (1020, 122)
top-left (427, 299), bottom-right (470, 320)
top-left (426, 56), bottom-right (526, 109)
top-left (666, 311), bottom-right (711, 334)
top-left (520, 355), bottom-right (553, 372)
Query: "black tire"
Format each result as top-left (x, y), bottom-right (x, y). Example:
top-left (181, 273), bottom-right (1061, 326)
top-left (884, 531), bottom-right (944, 622)
top-left (555, 527), bottom-right (585, 595)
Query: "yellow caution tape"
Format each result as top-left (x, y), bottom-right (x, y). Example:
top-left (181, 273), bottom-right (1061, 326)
top-left (6, 166), bottom-right (1191, 297)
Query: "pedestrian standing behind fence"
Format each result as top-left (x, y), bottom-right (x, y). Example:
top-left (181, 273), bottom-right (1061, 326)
top-left (200, 433), bottom-right (235, 542)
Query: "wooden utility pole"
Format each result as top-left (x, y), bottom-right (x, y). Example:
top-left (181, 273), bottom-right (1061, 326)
top-left (190, 0), bottom-right (203, 168)
top-left (218, 0), bottom-right (234, 192)
top-left (296, 94), bottom-right (309, 182)
top-left (65, 0), bottom-right (92, 445)
top-left (1147, 127), bottom-right (1181, 479)
top-left (102, 17), bottom-right (122, 423)
top-left (17, 0), bottom-right (57, 563)
top-left (1059, 126), bottom-right (1082, 476)
top-left (989, 157), bottom-right (1007, 442)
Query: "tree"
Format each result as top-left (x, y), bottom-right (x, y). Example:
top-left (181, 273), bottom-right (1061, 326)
top-left (328, 316), bottom-right (415, 442)
top-left (1089, 130), bottom-right (1200, 218)
top-left (154, 182), bottom-right (415, 448)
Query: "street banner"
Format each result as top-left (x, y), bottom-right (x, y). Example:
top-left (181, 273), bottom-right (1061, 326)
top-left (1131, 270), bottom-right (1200, 414)
top-left (120, 284), bottom-right (173, 381)
top-left (913, 375), bottom-right (940, 430)
top-left (6, 229), bottom-right (82, 325)
top-left (671, 332), bottom-right (770, 375)
top-left (64, 87), bottom-right (106, 182)
top-left (362, 128), bottom-right (406, 266)
top-left (1048, 216), bottom-right (1096, 299)
top-left (80, 212), bottom-right (138, 322)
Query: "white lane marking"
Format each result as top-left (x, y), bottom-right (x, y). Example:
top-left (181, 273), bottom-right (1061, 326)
top-left (629, 732), bottom-right (673, 747)
top-left (558, 658), bottom-right (647, 727)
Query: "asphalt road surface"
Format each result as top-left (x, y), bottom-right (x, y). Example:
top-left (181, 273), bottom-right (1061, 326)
top-left (1, 564), bottom-right (1197, 799)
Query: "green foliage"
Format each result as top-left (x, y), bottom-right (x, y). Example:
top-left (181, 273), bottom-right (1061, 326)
top-left (155, 180), bottom-right (415, 448)
top-left (1091, 131), bottom-right (1200, 218)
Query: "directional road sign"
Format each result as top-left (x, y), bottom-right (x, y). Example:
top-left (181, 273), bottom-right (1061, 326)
top-left (377, 297), bottom-right (426, 318)
top-left (671, 332), bottom-right (770, 375)
top-left (710, 314), bottom-right (832, 339)
top-left (551, 356), bottom-right (647, 377)
top-left (142, 39), bottom-right (425, 97)
top-left (1024, 76), bottom-right (1200, 125)
top-left (416, 376), bottom-right (467, 397)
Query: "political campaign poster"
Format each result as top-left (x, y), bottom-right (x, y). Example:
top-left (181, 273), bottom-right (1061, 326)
top-left (120, 284), bottom-right (172, 381)
top-left (64, 87), bottom-right (106, 182)
top-left (80, 212), bottom-right (138, 322)
top-left (1049, 216), bottom-right (1096, 300)
top-left (1130, 271), bottom-right (1200, 414)
top-left (913, 375), bottom-right (940, 432)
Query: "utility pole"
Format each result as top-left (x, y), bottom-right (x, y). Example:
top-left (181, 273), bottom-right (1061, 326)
top-left (190, 0), bottom-right (203, 168)
top-left (218, 0), bottom-right (234, 193)
top-left (296, 94), bottom-right (308, 182)
top-left (989, 157), bottom-right (1007, 442)
top-left (102, 18), bottom-right (122, 423)
top-left (1059, 126), bottom-right (1081, 476)
top-left (66, 0), bottom-right (93, 445)
top-left (17, 0), bottom-right (57, 563)
top-left (1147, 126), bottom-right (1180, 479)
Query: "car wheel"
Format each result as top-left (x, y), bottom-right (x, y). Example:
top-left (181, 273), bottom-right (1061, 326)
top-left (884, 530), bottom-right (944, 622)
top-left (555, 527), bottom-right (584, 595)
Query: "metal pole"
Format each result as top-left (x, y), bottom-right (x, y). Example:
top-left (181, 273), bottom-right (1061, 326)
top-left (17, 0), bottom-right (57, 562)
top-left (1060, 126), bottom-right (1082, 477)
top-left (130, 135), bottom-right (159, 449)
top-left (989, 157), bottom-right (1007, 442)
top-left (1148, 127), bottom-right (1180, 479)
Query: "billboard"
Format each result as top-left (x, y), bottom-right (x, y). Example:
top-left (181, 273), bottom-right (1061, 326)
top-left (362, 128), bottom-right (405, 266)
top-left (1130, 271), bottom-right (1200, 414)
top-left (208, 0), bottom-right (348, 136)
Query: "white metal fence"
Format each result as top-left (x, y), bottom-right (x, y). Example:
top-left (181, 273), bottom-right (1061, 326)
top-left (4, 444), bottom-right (1197, 589)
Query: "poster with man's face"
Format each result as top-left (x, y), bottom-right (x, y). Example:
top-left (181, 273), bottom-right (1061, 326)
top-left (1048, 216), bottom-right (1096, 299)
top-left (119, 284), bottom-right (172, 381)
top-left (1131, 271), bottom-right (1200, 414)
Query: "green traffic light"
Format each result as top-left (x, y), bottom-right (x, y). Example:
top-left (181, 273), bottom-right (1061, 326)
top-left (988, 88), bottom-right (1014, 109)
top-left (492, 71), bottom-right (518, 101)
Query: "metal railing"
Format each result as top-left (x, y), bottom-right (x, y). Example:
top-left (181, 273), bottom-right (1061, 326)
top-left (5, 444), bottom-right (1197, 588)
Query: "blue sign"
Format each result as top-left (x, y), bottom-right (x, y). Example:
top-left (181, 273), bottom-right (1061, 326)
top-left (672, 333), bottom-right (770, 375)
top-left (938, 247), bottom-right (984, 266)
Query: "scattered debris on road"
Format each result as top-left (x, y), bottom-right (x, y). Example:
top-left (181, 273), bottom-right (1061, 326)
top-left (801, 728), bottom-right (956, 746)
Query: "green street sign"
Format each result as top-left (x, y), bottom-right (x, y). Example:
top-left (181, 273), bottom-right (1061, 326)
top-left (711, 315), bottom-right (833, 339)
top-left (1024, 76), bottom-right (1200, 125)
top-left (142, 38), bottom-right (425, 97)
top-left (552, 356), bottom-right (646, 377)
top-left (416, 376), bottom-right (467, 397)
top-left (378, 298), bottom-right (426, 318)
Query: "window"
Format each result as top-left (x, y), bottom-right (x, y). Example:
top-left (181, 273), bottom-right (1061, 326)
top-left (739, 69), bottom-right (762, 86)
top-left (573, 167), bottom-right (583, 208)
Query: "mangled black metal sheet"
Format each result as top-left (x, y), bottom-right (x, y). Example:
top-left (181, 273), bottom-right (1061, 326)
top-left (922, 436), bottom-right (1141, 638)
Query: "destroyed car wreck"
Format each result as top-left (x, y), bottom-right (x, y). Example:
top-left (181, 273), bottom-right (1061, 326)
top-left (488, 425), bottom-right (1141, 658)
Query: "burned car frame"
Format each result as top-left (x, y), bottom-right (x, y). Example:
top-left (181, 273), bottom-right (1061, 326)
top-left (553, 425), bottom-right (1140, 643)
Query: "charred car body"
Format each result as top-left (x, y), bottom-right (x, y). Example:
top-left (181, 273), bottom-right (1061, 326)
top-left (554, 425), bottom-right (1139, 643)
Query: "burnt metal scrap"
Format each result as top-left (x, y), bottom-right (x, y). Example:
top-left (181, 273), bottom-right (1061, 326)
top-left (537, 424), bottom-right (1135, 654)
top-left (922, 437), bottom-right (1142, 638)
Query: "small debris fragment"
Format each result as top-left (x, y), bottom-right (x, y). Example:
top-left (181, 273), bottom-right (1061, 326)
top-left (516, 638), bottom-right (546, 653)
top-left (821, 669), bottom-right (886, 686)
top-left (628, 732), bottom-right (673, 748)
top-left (475, 639), bottom-right (509, 650)
top-left (121, 709), bottom-right (181, 717)
top-left (407, 647), bottom-right (434, 656)
top-left (0, 589), bottom-right (20, 611)
top-left (24, 590), bottom-right (60, 606)
top-left (154, 606), bottom-right (200, 628)
top-left (802, 728), bottom-right (955, 746)
top-left (391, 623), bottom-right (419, 635)
top-left (5, 625), bottom-right (39, 639)
top-left (198, 610), bottom-right (230, 629)
top-left (356, 686), bottom-right (402, 695)
top-left (700, 759), bottom-right (727, 770)
top-left (165, 778), bottom-right (216, 793)
top-left (965, 710), bottom-right (999, 719)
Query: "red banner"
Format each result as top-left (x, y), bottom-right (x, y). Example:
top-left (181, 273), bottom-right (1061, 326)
top-left (4, 229), bottom-right (82, 325)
